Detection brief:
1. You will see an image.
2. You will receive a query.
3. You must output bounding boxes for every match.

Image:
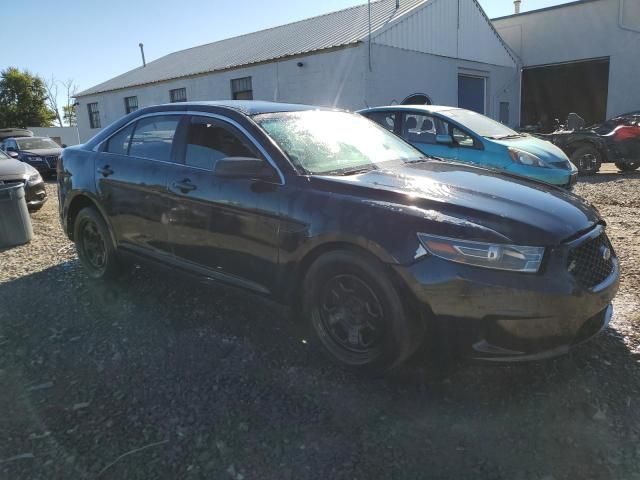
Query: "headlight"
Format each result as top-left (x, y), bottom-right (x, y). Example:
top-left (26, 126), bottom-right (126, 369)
top-left (27, 170), bottom-right (42, 185)
top-left (508, 148), bottom-right (550, 168)
top-left (417, 233), bottom-right (545, 273)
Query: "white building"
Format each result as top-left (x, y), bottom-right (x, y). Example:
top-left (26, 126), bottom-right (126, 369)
top-left (494, 0), bottom-right (640, 128)
top-left (75, 0), bottom-right (519, 142)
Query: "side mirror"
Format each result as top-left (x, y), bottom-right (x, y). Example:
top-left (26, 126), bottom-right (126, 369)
top-left (214, 157), bottom-right (275, 179)
top-left (62, 144), bottom-right (68, 148)
top-left (7, 150), bottom-right (19, 158)
top-left (436, 134), bottom-right (454, 145)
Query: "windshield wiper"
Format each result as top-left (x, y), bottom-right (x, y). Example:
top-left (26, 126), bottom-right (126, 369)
top-left (486, 134), bottom-right (524, 140)
top-left (405, 156), bottom-right (437, 164)
top-left (321, 165), bottom-right (377, 176)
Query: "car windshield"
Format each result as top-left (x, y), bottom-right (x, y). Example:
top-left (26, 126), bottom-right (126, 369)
top-left (16, 137), bottom-right (60, 150)
top-left (443, 109), bottom-right (520, 139)
top-left (254, 110), bottom-right (425, 175)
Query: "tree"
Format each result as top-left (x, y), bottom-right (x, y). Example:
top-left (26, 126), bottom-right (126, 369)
top-left (62, 78), bottom-right (78, 127)
top-left (44, 76), bottom-right (63, 127)
top-left (0, 67), bottom-right (56, 128)
top-left (63, 104), bottom-right (77, 127)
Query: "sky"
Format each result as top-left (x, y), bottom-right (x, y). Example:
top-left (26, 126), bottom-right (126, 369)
top-left (1, 0), bottom-right (576, 117)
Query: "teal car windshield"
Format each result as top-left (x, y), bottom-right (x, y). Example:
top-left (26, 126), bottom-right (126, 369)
top-left (255, 110), bottom-right (425, 175)
top-left (443, 109), bottom-right (522, 139)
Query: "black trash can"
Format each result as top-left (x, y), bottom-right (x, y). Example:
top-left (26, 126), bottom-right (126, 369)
top-left (0, 183), bottom-right (34, 249)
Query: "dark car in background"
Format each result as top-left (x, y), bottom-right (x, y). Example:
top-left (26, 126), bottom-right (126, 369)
top-left (1, 136), bottom-right (62, 178)
top-left (58, 101), bottom-right (619, 372)
top-left (0, 148), bottom-right (47, 211)
top-left (532, 111), bottom-right (640, 175)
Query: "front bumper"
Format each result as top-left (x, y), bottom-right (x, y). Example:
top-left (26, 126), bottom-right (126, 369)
top-left (504, 164), bottom-right (576, 189)
top-left (25, 180), bottom-right (48, 209)
top-left (394, 228), bottom-right (620, 361)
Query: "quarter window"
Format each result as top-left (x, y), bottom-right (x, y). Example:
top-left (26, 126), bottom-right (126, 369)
top-left (129, 115), bottom-right (181, 162)
top-left (105, 124), bottom-right (135, 155)
top-left (124, 96), bottom-right (138, 114)
top-left (87, 102), bottom-right (101, 129)
top-left (184, 116), bottom-right (257, 170)
top-left (169, 88), bottom-right (187, 103)
top-left (231, 77), bottom-right (253, 100)
top-left (402, 113), bottom-right (446, 144)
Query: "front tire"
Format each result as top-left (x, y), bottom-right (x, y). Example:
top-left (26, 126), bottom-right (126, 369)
top-left (615, 161), bottom-right (640, 172)
top-left (571, 146), bottom-right (602, 176)
top-left (302, 250), bottom-right (424, 373)
top-left (74, 207), bottom-right (121, 280)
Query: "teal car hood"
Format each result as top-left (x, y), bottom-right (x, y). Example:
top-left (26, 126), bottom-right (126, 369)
top-left (491, 135), bottom-right (572, 167)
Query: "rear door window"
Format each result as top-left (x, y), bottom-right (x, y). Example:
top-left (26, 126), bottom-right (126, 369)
top-left (129, 115), bottom-right (181, 162)
top-left (184, 116), bottom-right (257, 170)
top-left (402, 113), bottom-right (447, 144)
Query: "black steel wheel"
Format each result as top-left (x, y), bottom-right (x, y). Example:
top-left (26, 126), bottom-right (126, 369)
top-left (302, 250), bottom-right (424, 372)
top-left (571, 146), bottom-right (601, 176)
top-left (74, 207), bottom-right (120, 280)
top-left (616, 161), bottom-right (640, 172)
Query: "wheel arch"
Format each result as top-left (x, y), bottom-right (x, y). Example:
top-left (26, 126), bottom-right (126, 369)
top-left (66, 193), bottom-right (116, 245)
top-left (285, 241), bottom-right (424, 322)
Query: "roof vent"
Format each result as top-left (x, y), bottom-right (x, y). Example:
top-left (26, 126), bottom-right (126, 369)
top-left (514, 0), bottom-right (521, 14)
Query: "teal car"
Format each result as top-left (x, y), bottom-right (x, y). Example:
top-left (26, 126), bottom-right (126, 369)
top-left (359, 105), bottom-right (578, 188)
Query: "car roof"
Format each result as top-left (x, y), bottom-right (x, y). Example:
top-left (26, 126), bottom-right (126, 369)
top-left (157, 100), bottom-right (335, 116)
top-left (360, 105), bottom-right (462, 115)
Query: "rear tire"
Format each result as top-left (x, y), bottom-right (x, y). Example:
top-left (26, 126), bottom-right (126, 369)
top-left (571, 146), bottom-right (601, 175)
top-left (302, 250), bottom-right (424, 373)
top-left (615, 161), bottom-right (640, 172)
top-left (74, 207), bottom-right (121, 281)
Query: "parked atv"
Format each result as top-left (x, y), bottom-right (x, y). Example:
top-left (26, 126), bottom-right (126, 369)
top-left (531, 112), bottom-right (640, 175)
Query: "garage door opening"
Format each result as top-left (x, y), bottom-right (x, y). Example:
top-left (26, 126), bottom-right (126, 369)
top-left (521, 58), bottom-right (610, 131)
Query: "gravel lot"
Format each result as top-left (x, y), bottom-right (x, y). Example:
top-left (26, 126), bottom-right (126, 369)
top-left (1, 167), bottom-right (640, 480)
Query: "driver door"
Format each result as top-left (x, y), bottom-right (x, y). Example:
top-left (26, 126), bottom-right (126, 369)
top-left (400, 112), bottom-right (457, 160)
top-left (165, 115), bottom-right (281, 294)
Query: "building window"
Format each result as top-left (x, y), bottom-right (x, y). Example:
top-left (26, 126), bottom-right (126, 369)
top-left (124, 96), bottom-right (139, 114)
top-left (87, 102), bottom-right (101, 129)
top-left (170, 88), bottom-right (187, 103)
top-left (231, 77), bottom-right (253, 100)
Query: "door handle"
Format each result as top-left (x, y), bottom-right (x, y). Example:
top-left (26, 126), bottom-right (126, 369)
top-left (97, 165), bottom-right (114, 177)
top-left (172, 179), bottom-right (197, 193)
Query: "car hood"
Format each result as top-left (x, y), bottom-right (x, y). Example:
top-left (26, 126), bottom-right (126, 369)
top-left (19, 148), bottom-right (62, 156)
top-left (491, 135), bottom-right (572, 166)
top-left (0, 158), bottom-right (28, 176)
top-left (314, 160), bottom-right (600, 246)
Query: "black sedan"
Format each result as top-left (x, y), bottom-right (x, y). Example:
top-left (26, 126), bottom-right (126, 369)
top-left (0, 148), bottom-right (47, 211)
top-left (58, 101), bottom-right (619, 372)
top-left (2, 136), bottom-right (62, 177)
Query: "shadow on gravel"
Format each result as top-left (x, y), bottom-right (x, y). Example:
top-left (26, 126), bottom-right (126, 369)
top-left (1, 262), bottom-right (639, 479)
top-left (578, 170), bottom-right (640, 185)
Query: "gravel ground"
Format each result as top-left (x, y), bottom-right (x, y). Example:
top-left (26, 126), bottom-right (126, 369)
top-left (1, 170), bottom-right (639, 480)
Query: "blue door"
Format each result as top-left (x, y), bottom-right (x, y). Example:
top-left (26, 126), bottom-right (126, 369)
top-left (458, 75), bottom-right (486, 114)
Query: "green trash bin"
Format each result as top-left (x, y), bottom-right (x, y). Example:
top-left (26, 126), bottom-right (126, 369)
top-left (0, 183), bottom-right (34, 249)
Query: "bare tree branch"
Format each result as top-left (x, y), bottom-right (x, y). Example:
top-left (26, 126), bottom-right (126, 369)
top-left (44, 76), bottom-right (63, 127)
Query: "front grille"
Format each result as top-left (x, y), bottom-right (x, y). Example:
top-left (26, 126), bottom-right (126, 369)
top-left (567, 231), bottom-right (615, 288)
top-left (44, 156), bottom-right (58, 168)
